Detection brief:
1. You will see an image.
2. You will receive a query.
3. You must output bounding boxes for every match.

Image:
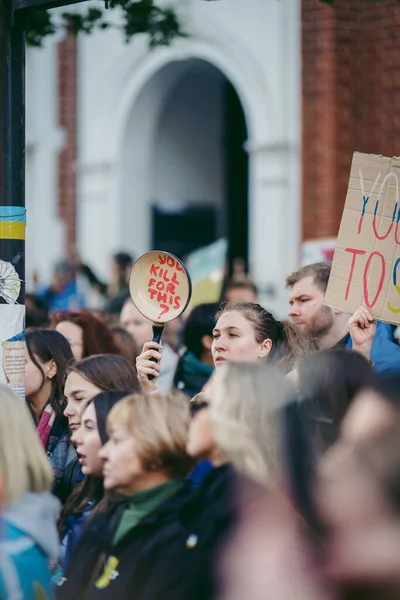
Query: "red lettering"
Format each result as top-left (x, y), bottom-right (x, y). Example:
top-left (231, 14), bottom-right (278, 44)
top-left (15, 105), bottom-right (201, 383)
top-left (373, 214), bottom-right (395, 241)
top-left (167, 256), bottom-right (175, 268)
top-left (363, 251), bottom-right (386, 309)
top-left (171, 272), bottom-right (179, 285)
top-left (148, 289), bottom-right (157, 300)
top-left (150, 264), bottom-right (159, 277)
top-left (166, 282), bottom-right (176, 295)
top-left (157, 292), bottom-right (167, 304)
top-left (156, 281), bottom-right (165, 291)
top-left (163, 270), bottom-right (171, 282)
top-left (175, 262), bottom-right (184, 272)
top-left (159, 254), bottom-right (166, 265)
top-left (148, 278), bottom-right (156, 288)
top-left (158, 304), bottom-right (169, 319)
top-left (159, 268), bottom-right (164, 279)
top-left (169, 295), bottom-right (174, 305)
top-left (345, 248), bottom-right (366, 300)
top-left (174, 296), bottom-right (181, 310)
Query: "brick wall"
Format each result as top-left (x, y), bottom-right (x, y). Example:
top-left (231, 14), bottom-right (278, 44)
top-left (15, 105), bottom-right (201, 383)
top-left (57, 34), bottom-right (77, 250)
top-left (302, 0), bottom-right (400, 241)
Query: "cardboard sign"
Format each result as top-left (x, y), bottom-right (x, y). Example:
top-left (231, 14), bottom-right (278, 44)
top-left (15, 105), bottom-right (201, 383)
top-left (129, 251), bottom-right (192, 323)
top-left (325, 152), bottom-right (400, 325)
top-left (2, 340), bottom-right (25, 400)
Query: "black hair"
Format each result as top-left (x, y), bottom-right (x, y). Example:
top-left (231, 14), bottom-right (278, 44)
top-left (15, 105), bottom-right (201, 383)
top-left (92, 390), bottom-right (131, 444)
top-left (184, 302), bottom-right (220, 359)
top-left (58, 390), bottom-right (129, 536)
top-left (26, 327), bottom-right (74, 418)
top-left (370, 372), bottom-right (400, 409)
top-left (297, 349), bottom-right (378, 456)
top-left (113, 252), bottom-right (133, 270)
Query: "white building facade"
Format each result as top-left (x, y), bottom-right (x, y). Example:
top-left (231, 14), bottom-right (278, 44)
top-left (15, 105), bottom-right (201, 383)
top-left (26, 0), bottom-right (302, 317)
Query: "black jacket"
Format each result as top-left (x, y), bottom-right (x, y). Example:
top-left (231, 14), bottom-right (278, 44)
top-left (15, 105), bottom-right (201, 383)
top-left (58, 465), bottom-right (236, 600)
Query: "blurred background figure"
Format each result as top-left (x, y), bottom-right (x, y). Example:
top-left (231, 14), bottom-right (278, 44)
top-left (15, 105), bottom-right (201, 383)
top-left (120, 298), bottom-right (178, 393)
top-left (35, 259), bottom-right (87, 313)
top-left (317, 375), bottom-right (400, 599)
top-left (174, 302), bottom-right (218, 398)
top-left (223, 279), bottom-right (259, 304)
top-left (110, 325), bottom-right (140, 367)
top-left (296, 349), bottom-right (378, 458)
top-left (0, 387), bottom-right (60, 599)
top-left (51, 310), bottom-right (121, 360)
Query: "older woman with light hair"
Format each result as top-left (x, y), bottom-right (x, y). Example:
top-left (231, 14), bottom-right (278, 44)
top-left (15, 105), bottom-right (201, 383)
top-left (0, 386), bottom-right (60, 599)
top-left (59, 390), bottom-right (197, 600)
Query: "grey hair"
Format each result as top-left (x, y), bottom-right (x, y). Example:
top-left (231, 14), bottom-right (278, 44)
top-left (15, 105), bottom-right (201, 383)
top-left (210, 362), bottom-right (294, 488)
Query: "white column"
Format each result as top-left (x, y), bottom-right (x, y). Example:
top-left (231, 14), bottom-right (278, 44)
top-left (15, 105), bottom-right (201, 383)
top-left (248, 145), bottom-right (295, 319)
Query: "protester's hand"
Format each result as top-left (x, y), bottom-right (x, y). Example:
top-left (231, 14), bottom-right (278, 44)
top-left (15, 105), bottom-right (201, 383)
top-left (349, 306), bottom-right (376, 361)
top-left (136, 341), bottom-right (162, 393)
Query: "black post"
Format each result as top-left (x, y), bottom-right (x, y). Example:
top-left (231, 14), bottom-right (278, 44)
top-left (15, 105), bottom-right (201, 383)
top-left (0, 0), bottom-right (26, 307)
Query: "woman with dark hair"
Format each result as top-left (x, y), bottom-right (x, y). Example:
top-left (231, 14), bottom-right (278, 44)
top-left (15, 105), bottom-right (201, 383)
top-left (25, 328), bottom-right (75, 487)
top-left (55, 391), bottom-right (130, 582)
top-left (174, 303), bottom-right (218, 399)
top-left (51, 310), bottom-right (121, 360)
top-left (59, 354), bottom-right (140, 501)
top-left (297, 349), bottom-right (378, 458)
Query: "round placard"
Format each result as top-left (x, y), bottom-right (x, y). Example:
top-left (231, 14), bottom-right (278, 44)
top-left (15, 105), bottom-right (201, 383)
top-left (129, 251), bottom-right (192, 324)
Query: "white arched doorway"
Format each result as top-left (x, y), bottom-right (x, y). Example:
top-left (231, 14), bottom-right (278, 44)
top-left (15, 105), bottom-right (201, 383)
top-left (118, 58), bottom-right (249, 271)
top-left (78, 14), bottom-right (302, 316)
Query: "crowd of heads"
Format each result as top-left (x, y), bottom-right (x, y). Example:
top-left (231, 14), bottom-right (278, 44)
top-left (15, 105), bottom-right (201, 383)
top-left (0, 257), bottom-right (399, 599)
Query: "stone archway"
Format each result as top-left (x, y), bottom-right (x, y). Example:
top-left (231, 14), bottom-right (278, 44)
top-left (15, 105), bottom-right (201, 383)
top-left (118, 58), bottom-right (249, 270)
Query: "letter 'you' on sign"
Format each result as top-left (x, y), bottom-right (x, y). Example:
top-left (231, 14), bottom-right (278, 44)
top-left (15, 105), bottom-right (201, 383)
top-left (129, 251), bottom-right (192, 324)
top-left (324, 152), bottom-right (400, 325)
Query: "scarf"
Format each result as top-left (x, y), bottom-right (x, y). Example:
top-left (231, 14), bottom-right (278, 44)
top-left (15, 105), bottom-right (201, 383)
top-left (36, 404), bottom-right (56, 450)
top-left (36, 404), bottom-right (71, 473)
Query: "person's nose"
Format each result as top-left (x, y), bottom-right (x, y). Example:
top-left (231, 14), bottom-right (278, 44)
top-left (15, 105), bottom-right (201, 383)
top-left (288, 303), bottom-right (300, 318)
top-left (63, 402), bottom-right (74, 418)
top-left (213, 336), bottom-right (227, 352)
top-left (99, 442), bottom-right (109, 460)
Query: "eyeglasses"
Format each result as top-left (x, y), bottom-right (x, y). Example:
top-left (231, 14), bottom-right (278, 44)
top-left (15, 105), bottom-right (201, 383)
top-left (189, 394), bottom-right (209, 417)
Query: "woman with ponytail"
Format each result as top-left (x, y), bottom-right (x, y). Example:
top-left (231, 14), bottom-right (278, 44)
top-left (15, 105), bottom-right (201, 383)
top-left (211, 301), bottom-right (312, 375)
top-left (137, 301), bottom-right (312, 392)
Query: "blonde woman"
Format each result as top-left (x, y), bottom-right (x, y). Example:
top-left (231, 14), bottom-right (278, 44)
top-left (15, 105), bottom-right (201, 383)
top-left (0, 386), bottom-right (60, 600)
top-left (187, 362), bottom-right (293, 487)
top-left (181, 363), bottom-right (295, 600)
top-left (59, 391), bottom-right (196, 600)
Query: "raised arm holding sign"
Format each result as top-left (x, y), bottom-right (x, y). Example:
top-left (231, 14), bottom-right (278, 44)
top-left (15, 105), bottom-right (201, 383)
top-left (130, 251), bottom-right (192, 393)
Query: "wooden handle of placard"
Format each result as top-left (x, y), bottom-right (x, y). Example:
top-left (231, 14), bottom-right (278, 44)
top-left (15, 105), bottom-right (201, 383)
top-left (148, 323), bottom-right (165, 381)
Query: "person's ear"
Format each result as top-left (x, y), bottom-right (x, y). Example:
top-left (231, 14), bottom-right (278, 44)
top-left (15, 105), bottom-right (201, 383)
top-left (258, 338), bottom-right (272, 358)
top-left (201, 335), bottom-right (213, 352)
top-left (46, 359), bottom-right (57, 380)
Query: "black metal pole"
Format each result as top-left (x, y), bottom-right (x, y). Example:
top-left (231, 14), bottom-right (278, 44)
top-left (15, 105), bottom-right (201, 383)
top-left (0, 0), bottom-right (26, 308)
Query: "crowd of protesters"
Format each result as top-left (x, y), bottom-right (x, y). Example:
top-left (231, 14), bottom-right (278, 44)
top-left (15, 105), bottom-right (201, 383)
top-left (1, 253), bottom-right (400, 599)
